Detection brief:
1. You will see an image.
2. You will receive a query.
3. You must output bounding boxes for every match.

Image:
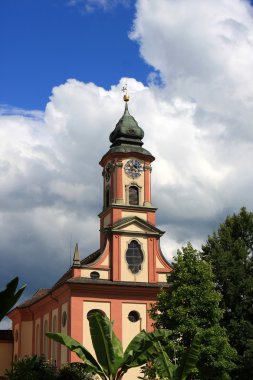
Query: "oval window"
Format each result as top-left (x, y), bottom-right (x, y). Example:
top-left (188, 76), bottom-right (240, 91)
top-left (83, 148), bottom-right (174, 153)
top-left (90, 271), bottom-right (100, 279)
top-left (126, 240), bottom-right (144, 274)
top-left (128, 310), bottom-right (140, 323)
top-left (62, 311), bottom-right (67, 327)
top-left (87, 309), bottom-right (106, 319)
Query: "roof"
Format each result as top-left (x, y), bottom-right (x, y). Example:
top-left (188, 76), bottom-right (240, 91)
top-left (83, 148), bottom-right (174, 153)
top-left (101, 103), bottom-right (153, 159)
top-left (67, 277), bottom-right (169, 288)
top-left (110, 103), bottom-right (144, 146)
top-left (17, 288), bottom-right (50, 308)
top-left (81, 249), bottom-right (101, 265)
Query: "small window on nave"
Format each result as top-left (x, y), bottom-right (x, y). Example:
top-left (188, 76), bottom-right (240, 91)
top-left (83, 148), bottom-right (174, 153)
top-left (126, 240), bottom-right (144, 274)
top-left (128, 310), bottom-right (140, 323)
top-left (129, 186), bottom-right (139, 205)
top-left (90, 271), bottom-right (100, 279)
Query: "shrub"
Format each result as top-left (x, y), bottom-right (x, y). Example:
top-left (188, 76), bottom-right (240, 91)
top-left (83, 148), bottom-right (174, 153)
top-left (5, 356), bottom-right (57, 380)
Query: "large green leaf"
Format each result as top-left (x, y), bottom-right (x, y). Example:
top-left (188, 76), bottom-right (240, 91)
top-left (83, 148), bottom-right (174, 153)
top-left (46, 332), bottom-right (105, 378)
top-left (88, 312), bottom-right (123, 377)
top-left (154, 341), bottom-right (176, 380)
top-left (119, 329), bottom-right (171, 377)
top-left (0, 277), bottom-right (26, 321)
top-left (176, 334), bottom-right (201, 380)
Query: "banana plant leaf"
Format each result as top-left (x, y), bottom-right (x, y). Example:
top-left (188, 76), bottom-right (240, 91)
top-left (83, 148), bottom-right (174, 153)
top-left (46, 332), bottom-right (106, 378)
top-left (0, 277), bottom-right (26, 321)
top-left (154, 341), bottom-right (175, 379)
top-left (153, 334), bottom-right (201, 380)
top-left (88, 312), bottom-right (123, 377)
top-left (176, 334), bottom-right (201, 380)
top-left (119, 329), bottom-right (171, 377)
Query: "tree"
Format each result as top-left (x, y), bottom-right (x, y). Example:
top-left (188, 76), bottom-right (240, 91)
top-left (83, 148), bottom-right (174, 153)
top-left (151, 334), bottom-right (201, 380)
top-left (0, 277), bottom-right (26, 321)
top-left (151, 243), bottom-right (236, 380)
top-left (47, 312), bottom-right (170, 380)
top-left (201, 207), bottom-right (253, 380)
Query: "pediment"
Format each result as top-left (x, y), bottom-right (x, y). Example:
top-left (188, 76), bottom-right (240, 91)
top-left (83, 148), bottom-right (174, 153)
top-left (110, 217), bottom-right (164, 236)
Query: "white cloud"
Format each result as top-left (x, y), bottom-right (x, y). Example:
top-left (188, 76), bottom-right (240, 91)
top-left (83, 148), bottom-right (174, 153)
top-left (67, 0), bottom-right (129, 13)
top-left (1, 0), bottom-right (253, 296)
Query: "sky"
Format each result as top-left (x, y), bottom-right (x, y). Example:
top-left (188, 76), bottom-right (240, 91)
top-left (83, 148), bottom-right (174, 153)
top-left (1, 0), bottom-right (253, 328)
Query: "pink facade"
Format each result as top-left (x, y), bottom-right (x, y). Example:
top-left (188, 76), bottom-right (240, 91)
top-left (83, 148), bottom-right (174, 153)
top-left (7, 100), bottom-right (172, 377)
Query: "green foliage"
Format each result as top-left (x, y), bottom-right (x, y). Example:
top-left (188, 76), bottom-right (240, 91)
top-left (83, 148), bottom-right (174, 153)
top-left (47, 312), bottom-right (170, 380)
top-left (5, 356), bottom-right (93, 380)
top-left (139, 334), bottom-right (201, 380)
top-left (202, 207), bottom-right (253, 379)
top-left (151, 243), bottom-right (236, 379)
top-left (45, 332), bottom-right (105, 378)
top-left (5, 355), bottom-right (56, 380)
top-left (154, 334), bottom-right (201, 380)
top-left (58, 362), bottom-right (93, 380)
top-left (0, 277), bottom-right (26, 321)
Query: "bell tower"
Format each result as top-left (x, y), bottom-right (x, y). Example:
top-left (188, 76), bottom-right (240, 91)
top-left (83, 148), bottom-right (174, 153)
top-left (96, 95), bottom-right (171, 283)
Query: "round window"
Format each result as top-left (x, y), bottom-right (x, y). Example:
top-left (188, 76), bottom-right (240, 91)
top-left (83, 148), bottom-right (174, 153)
top-left (87, 309), bottom-right (106, 319)
top-left (62, 311), bottom-right (67, 327)
top-left (128, 310), bottom-right (140, 323)
top-left (90, 271), bottom-right (100, 279)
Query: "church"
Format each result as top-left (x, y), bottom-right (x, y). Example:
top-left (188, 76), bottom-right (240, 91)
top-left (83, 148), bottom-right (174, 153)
top-left (5, 95), bottom-right (172, 378)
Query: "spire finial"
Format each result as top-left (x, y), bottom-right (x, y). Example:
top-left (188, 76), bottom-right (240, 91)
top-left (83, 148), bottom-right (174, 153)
top-left (73, 243), bottom-right (80, 267)
top-left (122, 81), bottom-right (129, 102)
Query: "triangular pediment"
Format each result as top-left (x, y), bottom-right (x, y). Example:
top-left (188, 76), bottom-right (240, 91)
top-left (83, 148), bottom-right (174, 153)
top-left (109, 216), bottom-right (164, 236)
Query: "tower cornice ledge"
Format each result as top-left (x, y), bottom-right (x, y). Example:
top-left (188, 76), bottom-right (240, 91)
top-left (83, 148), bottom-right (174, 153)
top-left (98, 203), bottom-right (157, 218)
top-left (99, 149), bottom-right (155, 167)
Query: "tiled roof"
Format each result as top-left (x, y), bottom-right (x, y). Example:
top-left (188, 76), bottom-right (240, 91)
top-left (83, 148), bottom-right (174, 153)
top-left (17, 288), bottom-right (50, 308)
top-left (52, 268), bottom-right (73, 289)
top-left (81, 249), bottom-right (101, 265)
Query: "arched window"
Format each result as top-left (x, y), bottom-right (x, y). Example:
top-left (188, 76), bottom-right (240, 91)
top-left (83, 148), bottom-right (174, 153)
top-left (129, 186), bottom-right (139, 205)
top-left (43, 320), bottom-right (48, 359)
top-left (105, 188), bottom-right (110, 208)
top-left (126, 240), bottom-right (144, 274)
top-left (52, 316), bottom-right (57, 364)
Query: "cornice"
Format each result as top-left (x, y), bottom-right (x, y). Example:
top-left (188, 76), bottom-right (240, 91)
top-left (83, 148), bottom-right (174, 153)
top-left (98, 204), bottom-right (157, 218)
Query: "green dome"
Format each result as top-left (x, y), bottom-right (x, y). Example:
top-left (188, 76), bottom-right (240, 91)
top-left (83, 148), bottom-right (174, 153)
top-left (109, 103), bottom-right (144, 147)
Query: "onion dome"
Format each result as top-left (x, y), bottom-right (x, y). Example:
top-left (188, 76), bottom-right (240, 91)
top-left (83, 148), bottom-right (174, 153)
top-left (110, 102), bottom-right (144, 147)
top-left (100, 96), bottom-right (154, 162)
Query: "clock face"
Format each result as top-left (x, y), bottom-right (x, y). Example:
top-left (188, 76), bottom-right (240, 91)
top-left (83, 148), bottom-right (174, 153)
top-left (105, 163), bottom-right (111, 182)
top-left (124, 159), bottom-right (143, 178)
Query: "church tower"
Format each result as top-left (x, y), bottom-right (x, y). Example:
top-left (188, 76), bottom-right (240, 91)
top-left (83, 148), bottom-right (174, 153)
top-left (82, 95), bottom-right (171, 284)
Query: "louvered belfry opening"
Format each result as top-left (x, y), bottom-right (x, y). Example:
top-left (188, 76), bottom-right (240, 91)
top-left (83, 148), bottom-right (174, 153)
top-left (129, 186), bottom-right (139, 205)
top-left (105, 188), bottom-right (110, 208)
top-left (126, 240), bottom-right (144, 274)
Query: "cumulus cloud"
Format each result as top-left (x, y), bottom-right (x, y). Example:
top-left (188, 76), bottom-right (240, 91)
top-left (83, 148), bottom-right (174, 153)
top-left (1, 0), bottom-right (253, 324)
top-left (131, 0), bottom-right (253, 136)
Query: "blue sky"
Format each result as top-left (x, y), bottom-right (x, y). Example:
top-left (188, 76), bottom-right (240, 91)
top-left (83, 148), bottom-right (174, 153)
top-left (1, 0), bottom-right (253, 328)
top-left (1, 0), bottom-right (150, 109)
